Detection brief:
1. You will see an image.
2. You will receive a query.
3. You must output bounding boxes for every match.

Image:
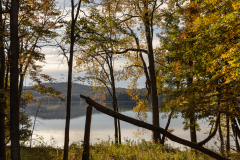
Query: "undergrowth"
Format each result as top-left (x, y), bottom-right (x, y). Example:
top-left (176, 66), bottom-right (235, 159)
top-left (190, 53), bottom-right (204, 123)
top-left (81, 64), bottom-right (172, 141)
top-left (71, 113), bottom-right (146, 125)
top-left (5, 139), bottom-right (239, 160)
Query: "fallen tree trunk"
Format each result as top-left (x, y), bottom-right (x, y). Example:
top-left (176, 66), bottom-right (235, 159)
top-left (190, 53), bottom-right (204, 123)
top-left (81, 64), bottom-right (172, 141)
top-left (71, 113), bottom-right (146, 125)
top-left (80, 95), bottom-right (228, 160)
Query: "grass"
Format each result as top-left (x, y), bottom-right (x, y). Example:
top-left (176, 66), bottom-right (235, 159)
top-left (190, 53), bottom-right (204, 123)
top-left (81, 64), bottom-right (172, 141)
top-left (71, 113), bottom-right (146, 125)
top-left (5, 139), bottom-right (228, 160)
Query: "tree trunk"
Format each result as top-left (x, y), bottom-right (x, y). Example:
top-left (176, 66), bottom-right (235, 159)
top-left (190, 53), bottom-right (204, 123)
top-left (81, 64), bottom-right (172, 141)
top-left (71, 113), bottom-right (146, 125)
top-left (187, 60), bottom-right (197, 143)
top-left (82, 105), bottom-right (92, 160)
top-left (63, 15), bottom-right (74, 160)
top-left (18, 65), bottom-right (24, 101)
top-left (219, 123), bottom-right (225, 156)
top-left (232, 118), bottom-right (240, 140)
top-left (113, 116), bottom-right (118, 143)
top-left (63, 1), bottom-right (81, 159)
top-left (112, 81), bottom-right (118, 144)
top-left (0, 0), bottom-right (6, 158)
top-left (237, 118), bottom-right (240, 128)
top-left (231, 118), bottom-right (240, 152)
top-left (143, 3), bottom-right (160, 143)
top-left (4, 53), bottom-right (9, 91)
top-left (110, 62), bottom-right (120, 144)
top-left (190, 113), bottom-right (197, 143)
top-left (117, 118), bottom-right (121, 144)
top-left (188, 0), bottom-right (197, 144)
top-left (10, 0), bottom-right (20, 159)
top-left (161, 111), bottom-right (173, 144)
top-left (226, 115), bottom-right (230, 157)
top-left (112, 100), bottom-right (118, 144)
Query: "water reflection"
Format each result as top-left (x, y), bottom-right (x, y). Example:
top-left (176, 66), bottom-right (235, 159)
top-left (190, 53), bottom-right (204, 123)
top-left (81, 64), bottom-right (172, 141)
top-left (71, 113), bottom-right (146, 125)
top-left (25, 101), bottom-right (218, 149)
top-left (25, 101), bottom-right (136, 119)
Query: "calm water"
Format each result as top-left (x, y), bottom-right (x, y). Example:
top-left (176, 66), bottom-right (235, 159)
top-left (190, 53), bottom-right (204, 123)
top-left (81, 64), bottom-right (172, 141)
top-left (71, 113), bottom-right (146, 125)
top-left (25, 101), bottom-right (218, 149)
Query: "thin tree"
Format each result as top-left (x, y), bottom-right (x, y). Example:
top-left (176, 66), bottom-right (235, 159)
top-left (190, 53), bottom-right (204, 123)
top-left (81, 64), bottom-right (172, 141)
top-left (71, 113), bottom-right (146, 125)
top-left (101, 0), bottom-right (164, 142)
top-left (0, 0), bottom-right (6, 159)
top-left (10, 0), bottom-right (20, 159)
top-left (74, 6), bottom-right (125, 144)
top-left (63, 0), bottom-right (82, 159)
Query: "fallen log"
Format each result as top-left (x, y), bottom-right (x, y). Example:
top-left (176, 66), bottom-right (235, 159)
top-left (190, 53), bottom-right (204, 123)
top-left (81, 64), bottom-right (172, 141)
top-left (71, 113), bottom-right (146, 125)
top-left (80, 94), bottom-right (228, 160)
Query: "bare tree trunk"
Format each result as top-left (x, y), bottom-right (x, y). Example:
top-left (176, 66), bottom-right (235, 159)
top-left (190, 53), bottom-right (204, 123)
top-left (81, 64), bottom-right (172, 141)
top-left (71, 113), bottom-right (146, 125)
top-left (217, 86), bottom-right (224, 156)
top-left (112, 91), bottom-right (118, 144)
top-left (187, 60), bottom-right (197, 143)
top-left (63, 1), bottom-right (81, 159)
top-left (161, 111), bottom-right (173, 144)
top-left (18, 68), bottom-right (23, 98)
top-left (30, 99), bottom-right (42, 148)
top-left (10, 0), bottom-right (20, 159)
top-left (231, 118), bottom-right (240, 152)
top-left (232, 118), bottom-right (240, 140)
top-left (82, 105), bottom-right (92, 160)
top-left (190, 113), bottom-right (197, 142)
top-left (113, 110), bottom-right (118, 143)
top-left (0, 0), bottom-right (6, 158)
top-left (237, 118), bottom-right (240, 127)
top-left (63, 12), bottom-right (74, 160)
top-left (143, 3), bottom-right (160, 143)
top-left (219, 123), bottom-right (225, 156)
top-left (111, 72), bottom-right (118, 143)
top-left (188, 0), bottom-right (197, 143)
top-left (110, 60), bottom-right (121, 144)
top-left (226, 115), bottom-right (230, 157)
top-left (4, 56), bottom-right (9, 91)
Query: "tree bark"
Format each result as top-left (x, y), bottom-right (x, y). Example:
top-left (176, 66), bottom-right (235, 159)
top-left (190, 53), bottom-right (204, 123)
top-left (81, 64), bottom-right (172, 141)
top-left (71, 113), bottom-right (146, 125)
top-left (143, 2), bottom-right (160, 143)
top-left (232, 118), bottom-right (240, 140)
top-left (63, 1), bottom-right (81, 159)
top-left (110, 60), bottom-right (120, 144)
top-left (219, 123), bottom-right (225, 156)
top-left (0, 0), bottom-right (6, 158)
top-left (231, 118), bottom-right (240, 152)
top-left (226, 115), bottom-right (230, 157)
top-left (82, 105), bottom-right (92, 160)
top-left (188, 0), bottom-right (198, 143)
top-left (161, 110), bottom-right (173, 144)
top-left (63, 10), bottom-right (74, 160)
top-left (113, 97), bottom-right (119, 143)
top-left (188, 60), bottom-right (197, 143)
top-left (10, 0), bottom-right (20, 159)
top-left (80, 95), bottom-right (228, 160)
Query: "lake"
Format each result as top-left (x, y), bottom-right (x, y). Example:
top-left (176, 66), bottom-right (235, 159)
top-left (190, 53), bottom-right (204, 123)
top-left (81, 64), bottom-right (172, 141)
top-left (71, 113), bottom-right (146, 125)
top-left (24, 101), bottom-right (218, 149)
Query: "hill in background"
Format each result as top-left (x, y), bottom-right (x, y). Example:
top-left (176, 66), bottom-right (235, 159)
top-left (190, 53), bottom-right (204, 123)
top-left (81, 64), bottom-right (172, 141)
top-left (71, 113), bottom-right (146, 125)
top-left (24, 82), bottom-right (147, 102)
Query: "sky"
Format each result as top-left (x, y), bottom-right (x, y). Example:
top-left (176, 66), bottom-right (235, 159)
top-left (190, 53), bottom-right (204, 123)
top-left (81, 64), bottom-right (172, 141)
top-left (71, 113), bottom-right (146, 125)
top-left (25, 0), bottom-right (163, 89)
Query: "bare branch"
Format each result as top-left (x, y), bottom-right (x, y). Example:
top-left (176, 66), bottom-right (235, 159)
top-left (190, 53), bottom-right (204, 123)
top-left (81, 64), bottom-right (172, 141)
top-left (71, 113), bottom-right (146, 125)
top-left (119, 15), bottom-right (140, 23)
top-left (87, 76), bottom-right (113, 98)
top-left (115, 48), bottom-right (148, 54)
top-left (55, 40), bottom-right (69, 62)
top-left (125, 65), bottom-right (144, 69)
top-left (161, 110), bottom-right (174, 143)
top-left (197, 112), bottom-right (220, 146)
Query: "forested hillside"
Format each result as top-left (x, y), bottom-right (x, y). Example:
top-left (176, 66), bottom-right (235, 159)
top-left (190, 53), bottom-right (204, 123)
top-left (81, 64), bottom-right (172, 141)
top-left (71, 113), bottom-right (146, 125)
top-left (25, 82), bottom-right (148, 102)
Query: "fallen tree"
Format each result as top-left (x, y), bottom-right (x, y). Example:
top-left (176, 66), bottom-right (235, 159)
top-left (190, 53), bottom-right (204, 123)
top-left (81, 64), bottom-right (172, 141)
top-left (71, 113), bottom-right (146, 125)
top-left (80, 94), bottom-right (227, 160)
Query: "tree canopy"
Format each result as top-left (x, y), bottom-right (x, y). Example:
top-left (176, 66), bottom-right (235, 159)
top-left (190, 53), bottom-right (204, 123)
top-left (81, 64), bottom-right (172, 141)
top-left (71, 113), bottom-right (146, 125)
top-left (0, 0), bottom-right (239, 159)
